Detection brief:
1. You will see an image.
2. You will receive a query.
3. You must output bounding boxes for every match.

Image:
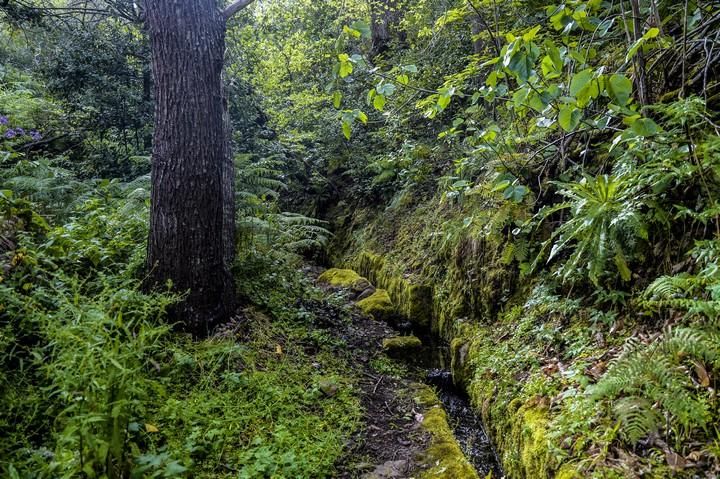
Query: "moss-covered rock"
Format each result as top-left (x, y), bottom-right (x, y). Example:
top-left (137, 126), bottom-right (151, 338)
top-left (382, 335), bottom-right (422, 354)
top-left (318, 268), bottom-right (372, 292)
top-left (356, 289), bottom-right (395, 321)
top-left (356, 251), bottom-right (433, 329)
top-left (450, 337), bottom-right (472, 388)
top-left (413, 385), bottom-right (480, 479)
top-left (492, 398), bottom-right (552, 479)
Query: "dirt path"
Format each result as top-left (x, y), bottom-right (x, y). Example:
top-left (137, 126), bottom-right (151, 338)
top-left (304, 266), bottom-right (481, 479)
top-left (330, 299), bottom-right (429, 478)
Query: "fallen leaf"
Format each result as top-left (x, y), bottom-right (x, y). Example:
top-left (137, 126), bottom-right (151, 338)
top-left (665, 449), bottom-right (686, 470)
top-left (693, 360), bottom-right (710, 387)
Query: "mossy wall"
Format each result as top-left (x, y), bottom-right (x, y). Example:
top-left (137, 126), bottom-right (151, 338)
top-left (329, 193), bottom-right (565, 479)
top-left (413, 384), bottom-right (480, 479)
top-left (356, 251), bottom-right (434, 330)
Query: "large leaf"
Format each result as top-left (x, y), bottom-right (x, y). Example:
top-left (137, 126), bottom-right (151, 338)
top-left (607, 74), bottom-right (633, 105)
top-left (558, 105), bottom-right (582, 131)
top-left (570, 69), bottom-right (594, 97)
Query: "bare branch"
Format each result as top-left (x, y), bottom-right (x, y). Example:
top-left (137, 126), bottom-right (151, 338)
top-left (223, 0), bottom-right (255, 21)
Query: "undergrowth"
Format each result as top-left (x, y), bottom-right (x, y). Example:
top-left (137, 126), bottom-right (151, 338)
top-left (1, 167), bottom-right (361, 478)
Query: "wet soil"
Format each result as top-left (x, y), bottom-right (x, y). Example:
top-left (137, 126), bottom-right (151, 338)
top-left (331, 307), bottom-right (430, 478)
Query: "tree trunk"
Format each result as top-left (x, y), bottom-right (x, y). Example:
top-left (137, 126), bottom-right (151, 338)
top-left (369, 0), bottom-right (404, 56)
top-left (144, 0), bottom-right (235, 333)
top-left (628, 0), bottom-right (649, 105)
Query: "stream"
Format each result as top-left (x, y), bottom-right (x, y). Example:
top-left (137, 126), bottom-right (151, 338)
top-left (405, 338), bottom-right (504, 478)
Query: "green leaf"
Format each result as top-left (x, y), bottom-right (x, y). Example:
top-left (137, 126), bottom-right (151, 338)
top-left (576, 76), bottom-right (601, 108)
top-left (338, 54), bottom-right (353, 78)
top-left (523, 25), bottom-right (541, 42)
top-left (541, 54), bottom-right (561, 79)
top-left (357, 111), bottom-right (368, 124)
top-left (569, 69), bottom-right (593, 97)
top-left (558, 105), bottom-right (582, 132)
top-left (607, 74), bottom-right (632, 105)
top-left (332, 91), bottom-right (342, 109)
top-left (643, 27), bottom-right (660, 40)
top-left (614, 253), bottom-right (632, 281)
top-left (342, 121), bottom-right (351, 139)
top-left (437, 87), bottom-right (455, 110)
top-left (507, 50), bottom-right (534, 83)
top-left (350, 20), bottom-right (371, 39)
top-left (630, 117), bottom-right (660, 137)
top-left (396, 74), bottom-right (409, 85)
top-left (401, 64), bottom-right (418, 73)
top-left (376, 83), bottom-right (396, 96)
top-left (343, 25), bottom-right (361, 39)
top-left (492, 180), bottom-right (511, 192)
top-left (507, 185), bottom-right (529, 203)
top-left (373, 94), bottom-right (386, 111)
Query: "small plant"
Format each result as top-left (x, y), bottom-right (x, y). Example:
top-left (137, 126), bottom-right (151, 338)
top-left (588, 325), bottom-right (720, 447)
top-left (533, 174), bottom-right (647, 286)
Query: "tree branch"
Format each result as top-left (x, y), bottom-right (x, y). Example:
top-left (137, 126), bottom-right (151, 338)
top-left (223, 0), bottom-right (256, 21)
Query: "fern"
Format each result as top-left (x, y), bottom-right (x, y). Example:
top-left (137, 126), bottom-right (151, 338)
top-left (613, 397), bottom-right (662, 445)
top-left (589, 323), bottom-right (719, 447)
top-left (643, 241), bottom-right (720, 320)
top-left (235, 155), bottom-right (330, 254)
top-left (0, 159), bottom-right (90, 217)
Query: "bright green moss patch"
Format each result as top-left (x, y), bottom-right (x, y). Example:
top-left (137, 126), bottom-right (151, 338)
top-left (556, 463), bottom-right (583, 479)
top-left (356, 289), bottom-right (395, 321)
top-left (413, 385), bottom-right (479, 479)
top-left (317, 268), bottom-right (371, 292)
top-left (382, 335), bottom-right (422, 354)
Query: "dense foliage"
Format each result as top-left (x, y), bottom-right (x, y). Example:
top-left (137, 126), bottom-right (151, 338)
top-left (2, 0), bottom-right (720, 477)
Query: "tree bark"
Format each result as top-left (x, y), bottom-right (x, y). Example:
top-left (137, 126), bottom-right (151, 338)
top-left (629, 0), bottom-right (649, 105)
top-left (369, 0), bottom-right (404, 56)
top-left (144, 0), bottom-right (235, 333)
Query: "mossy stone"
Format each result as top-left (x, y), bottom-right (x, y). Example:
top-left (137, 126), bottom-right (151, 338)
top-left (355, 251), bottom-right (433, 329)
top-left (357, 289), bottom-right (395, 321)
top-left (381, 335), bottom-right (422, 354)
top-left (413, 384), bottom-right (479, 479)
top-left (450, 338), bottom-right (471, 388)
top-left (555, 463), bottom-right (583, 479)
top-left (318, 268), bottom-right (372, 292)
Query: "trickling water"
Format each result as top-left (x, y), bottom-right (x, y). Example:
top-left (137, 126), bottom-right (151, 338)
top-left (406, 340), bottom-right (504, 478)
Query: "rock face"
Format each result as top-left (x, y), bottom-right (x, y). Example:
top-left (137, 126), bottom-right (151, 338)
top-left (382, 335), bottom-right (422, 355)
top-left (357, 289), bottom-right (395, 321)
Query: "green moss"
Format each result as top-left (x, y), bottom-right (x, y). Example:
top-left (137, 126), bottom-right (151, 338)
top-left (356, 289), bottom-right (395, 321)
top-left (382, 335), bottom-right (422, 354)
top-left (450, 337), bottom-right (471, 388)
top-left (356, 251), bottom-right (433, 329)
top-left (519, 406), bottom-right (550, 477)
top-left (413, 385), bottom-right (479, 479)
top-left (555, 463), bottom-right (583, 479)
top-left (317, 268), bottom-right (371, 292)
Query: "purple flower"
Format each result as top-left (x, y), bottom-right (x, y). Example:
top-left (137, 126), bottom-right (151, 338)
top-left (0, 116), bottom-right (8, 125)
top-left (15, 127), bottom-right (24, 135)
top-left (4, 130), bottom-right (16, 139)
top-left (30, 130), bottom-right (42, 141)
